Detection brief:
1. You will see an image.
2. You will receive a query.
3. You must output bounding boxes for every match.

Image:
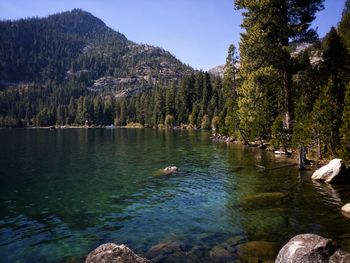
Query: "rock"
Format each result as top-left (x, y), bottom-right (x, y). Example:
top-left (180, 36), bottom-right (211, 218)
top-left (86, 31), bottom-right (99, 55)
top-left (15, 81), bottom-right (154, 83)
top-left (236, 241), bottom-right (280, 263)
top-left (341, 203), bottom-right (350, 218)
top-left (275, 234), bottom-right (338, 263)
top-left (329, 249), bottom-right (350, 262)
top-left (241, 192), bottom-right (287, 202)
top-left (311, 159), bottom-right (350, 184)
top-left (145, 241), bottom-right (190, 262)
top-left (85, 243), bottom-right (149, 263)
top-left (342, 203), bottom-right (350, 214)
top-left (209, 245), bottom-right (232, 261)
top-left (163, 166), bottom-right (178, 174)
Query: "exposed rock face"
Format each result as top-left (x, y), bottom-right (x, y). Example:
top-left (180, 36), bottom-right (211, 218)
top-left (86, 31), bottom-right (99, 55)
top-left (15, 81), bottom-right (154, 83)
top-left (311, 159), bottom-right (350, 184)
top-left (275, 234), bottom-right (338, 263)
top-left (208, 65), bottom-right (225, 78)
top-left (86, 243), bottom-right (149, 263)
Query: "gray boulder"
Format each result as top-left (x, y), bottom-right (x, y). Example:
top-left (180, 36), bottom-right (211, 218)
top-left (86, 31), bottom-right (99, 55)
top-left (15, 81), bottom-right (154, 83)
top-left (311, 159), bottom-right (350, 184)
top-left (275, 234), bottom-right (338, 263)
top-left (86, 243), bottom-right (149, 263)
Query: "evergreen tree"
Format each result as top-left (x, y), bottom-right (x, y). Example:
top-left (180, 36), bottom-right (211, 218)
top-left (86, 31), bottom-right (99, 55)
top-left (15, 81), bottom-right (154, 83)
top-left (340, 83), bottom-right (350, 160)
top-left (235, 0), bottom-right (324, 131)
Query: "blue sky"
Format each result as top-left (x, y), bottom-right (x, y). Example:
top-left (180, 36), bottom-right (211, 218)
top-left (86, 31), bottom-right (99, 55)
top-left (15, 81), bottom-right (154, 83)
top-left (0, 0), bottom-right (346, 70)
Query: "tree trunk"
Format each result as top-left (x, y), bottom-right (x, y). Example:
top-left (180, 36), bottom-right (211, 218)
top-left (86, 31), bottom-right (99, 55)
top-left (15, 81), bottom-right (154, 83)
top-left (298, 146), bottom-right (305, 170)
top-left (283, 70), bottom-right (292, 131)
top-left (317, 132), bottom-right (322, 159)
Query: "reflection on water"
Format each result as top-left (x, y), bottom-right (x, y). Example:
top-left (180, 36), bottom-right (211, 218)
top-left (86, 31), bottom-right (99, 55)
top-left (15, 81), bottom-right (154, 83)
top-left (0, 129), bottom-right (350, 262)
top-left (312, 181), bottom-right (344, 207)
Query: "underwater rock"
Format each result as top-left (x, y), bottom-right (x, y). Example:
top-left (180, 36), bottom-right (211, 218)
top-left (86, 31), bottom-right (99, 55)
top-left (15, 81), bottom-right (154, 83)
top-left (236, 241), bottom-right (280, 263)
top-left (145, 241), bottom-right (189, 262)
top-left (241, 192), bottom-right (287, 202)
top-left (209, 245), bottom-right (232, 262)
top-left (86, 243), bottom-right (149, 263)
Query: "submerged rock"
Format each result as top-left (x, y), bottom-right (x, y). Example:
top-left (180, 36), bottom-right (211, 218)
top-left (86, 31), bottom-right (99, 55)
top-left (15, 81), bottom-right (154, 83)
top-left (209, 245), bottom-right (233, 262)
top-left (275, 234), bottom-right (338, 263)
top-left (236, 241), bottom-right (280, 263)
top-left (312, 159), bottom-right (350, 184)
top-left (145, 241), bottom-right (189, 262)
top-left (241, 192), bottom-right (287, 202)
top-left (86, 243), bottom-right (149, 263)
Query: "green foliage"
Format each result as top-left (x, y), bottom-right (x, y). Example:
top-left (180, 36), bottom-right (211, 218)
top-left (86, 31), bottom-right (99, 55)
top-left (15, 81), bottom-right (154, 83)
top-left (340, 83), bottom-right (350, 159)
top-left (211, 116), bottom-right (220, 132)
top-left (164, 114), bottom-right (175, 129)
top-left (201, 114), bottom-right (211, 130)
top-left (311, 81), bottom-right (338, 156)
top-left (271, 115), bottom-right (291, 149)
top-left (292, 96), bottom-right (313, 147)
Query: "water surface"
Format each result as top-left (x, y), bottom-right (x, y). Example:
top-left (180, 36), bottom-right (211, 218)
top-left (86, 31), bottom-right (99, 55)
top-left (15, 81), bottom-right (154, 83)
top-left (0, 128), bottom-right (349, 262)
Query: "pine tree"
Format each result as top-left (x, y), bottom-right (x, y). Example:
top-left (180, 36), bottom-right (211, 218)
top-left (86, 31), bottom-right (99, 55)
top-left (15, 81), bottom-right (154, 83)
top-left (235, 0), bottom-right (324, 131)
top-left (340, 83), bottom-right (350, 160)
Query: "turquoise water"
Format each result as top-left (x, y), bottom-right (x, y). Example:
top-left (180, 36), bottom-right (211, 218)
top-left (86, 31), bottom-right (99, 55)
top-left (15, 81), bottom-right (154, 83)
top-left (0, 128), bottom-right (350, 262)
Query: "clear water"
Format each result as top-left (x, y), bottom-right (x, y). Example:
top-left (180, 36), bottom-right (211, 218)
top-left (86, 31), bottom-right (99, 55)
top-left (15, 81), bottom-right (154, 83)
top-left (0, 128), bottom-right (349, 262)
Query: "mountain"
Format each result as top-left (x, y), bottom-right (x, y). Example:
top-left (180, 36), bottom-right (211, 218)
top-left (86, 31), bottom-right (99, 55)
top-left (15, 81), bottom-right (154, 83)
top-left (0, 9), bottom-right (193, 96)
top-left (208, 65), bottom-right (224, 78)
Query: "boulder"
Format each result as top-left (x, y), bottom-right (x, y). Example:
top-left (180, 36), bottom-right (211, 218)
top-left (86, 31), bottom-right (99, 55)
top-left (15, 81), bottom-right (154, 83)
top-left (275, 234), bottom-right (338, 263)
top-left (164, 166), bottom-right (178, 174)
top-left (311, 159), bottom-right (350, 184)
top-left (86, 243), bottom-right (149, 263)
top-left (341, 203), bottom-right (350, 218)
top-left (342, 203), bottom-right (350, 214)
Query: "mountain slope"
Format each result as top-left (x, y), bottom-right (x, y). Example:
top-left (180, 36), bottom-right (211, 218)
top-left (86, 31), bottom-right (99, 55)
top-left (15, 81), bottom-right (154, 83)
top-left (0, 9), bottom-right (192, 95)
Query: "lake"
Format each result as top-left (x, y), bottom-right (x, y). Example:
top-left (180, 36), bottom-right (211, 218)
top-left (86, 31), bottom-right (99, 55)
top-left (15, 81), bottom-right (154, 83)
top-left (0, 128), bottom-right (350, 262)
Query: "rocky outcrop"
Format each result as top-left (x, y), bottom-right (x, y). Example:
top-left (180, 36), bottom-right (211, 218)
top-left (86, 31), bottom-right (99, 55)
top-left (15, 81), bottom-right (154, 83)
top-left (311, 159), bottom-right (350, 184)
top-left (86, 243), bottom-right (149, 263)
top-left (276, 234), bottom-right (350, 263)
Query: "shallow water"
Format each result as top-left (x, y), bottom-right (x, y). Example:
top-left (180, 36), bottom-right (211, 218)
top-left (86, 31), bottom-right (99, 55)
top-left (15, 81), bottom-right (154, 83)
top-left (0, 128), bottom-right (349, 262)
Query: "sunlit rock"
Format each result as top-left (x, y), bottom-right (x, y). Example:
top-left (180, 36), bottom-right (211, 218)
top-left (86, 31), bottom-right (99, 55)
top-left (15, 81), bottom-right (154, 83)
top-left (86, 243), bottom-right (149, 263)
top-left (312, 159), bottom-right (350, 184)
top-left (164, 166), bottom-right (178, 174)
top-left (342, 203), bottom-right (350, 218)
top-left (275, 234), bottom-right (338, 263)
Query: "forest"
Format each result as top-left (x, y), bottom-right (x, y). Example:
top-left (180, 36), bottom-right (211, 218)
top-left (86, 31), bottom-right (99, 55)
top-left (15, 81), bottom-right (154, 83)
top-left (0, 1), bottom-right (350, 161)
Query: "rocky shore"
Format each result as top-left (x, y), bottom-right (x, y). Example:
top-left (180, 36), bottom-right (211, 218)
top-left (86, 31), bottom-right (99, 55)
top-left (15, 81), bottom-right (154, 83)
top-left (86, 233), bottom-right (350, 263)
